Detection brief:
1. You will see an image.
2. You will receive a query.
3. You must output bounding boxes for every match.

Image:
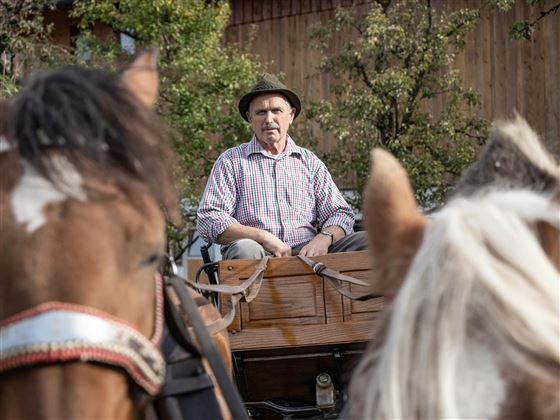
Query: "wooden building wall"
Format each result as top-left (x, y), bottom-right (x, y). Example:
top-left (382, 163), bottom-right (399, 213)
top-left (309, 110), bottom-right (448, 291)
top-left (225, 0), bottom-right (559, 157)
top-left (44, 6), bottom-right (116, 49)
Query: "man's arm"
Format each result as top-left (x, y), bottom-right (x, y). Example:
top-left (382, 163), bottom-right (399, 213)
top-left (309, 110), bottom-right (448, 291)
top-left (298, 156), bottom-right (355, 257)
top-left (218, 223), bottom-right (291, 257)
top-left (197, 155), bottom-right (239, 243)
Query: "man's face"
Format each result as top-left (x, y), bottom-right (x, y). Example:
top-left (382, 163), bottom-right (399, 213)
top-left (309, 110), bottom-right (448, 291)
top-left (247, 93), bottom-right (295, 155)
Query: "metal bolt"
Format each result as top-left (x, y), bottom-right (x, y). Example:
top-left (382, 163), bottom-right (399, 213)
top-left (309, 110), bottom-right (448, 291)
top-left (316, 372), bottom-right (332, 388)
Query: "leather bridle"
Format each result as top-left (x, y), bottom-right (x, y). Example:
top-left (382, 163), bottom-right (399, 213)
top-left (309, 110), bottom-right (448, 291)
top-left (0, 275), bottom-right (166, 396)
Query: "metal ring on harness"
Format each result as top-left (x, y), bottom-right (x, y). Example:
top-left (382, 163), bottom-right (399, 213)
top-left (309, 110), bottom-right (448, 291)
top-left (312, 262), bottom-right (326, 275)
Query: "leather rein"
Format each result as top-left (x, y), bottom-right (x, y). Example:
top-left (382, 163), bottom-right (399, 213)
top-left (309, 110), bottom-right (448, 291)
top-left (296, 255), bottom-right (384, 301)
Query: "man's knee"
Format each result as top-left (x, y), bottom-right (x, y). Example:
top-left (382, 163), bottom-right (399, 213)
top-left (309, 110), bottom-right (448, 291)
top-left (330, 231), bottom-right (368, 253)
top-left (348, 230), bottom-right (368, 251)
top-left (223, 239), bottom-right (266, 260)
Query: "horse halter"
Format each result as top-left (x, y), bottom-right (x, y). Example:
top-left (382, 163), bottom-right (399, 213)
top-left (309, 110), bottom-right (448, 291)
top-left (0, 276), bottom-right (166, 396)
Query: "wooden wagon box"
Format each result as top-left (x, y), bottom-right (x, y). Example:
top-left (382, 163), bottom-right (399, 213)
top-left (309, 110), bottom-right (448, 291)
top-left (218, 251), bottom-right (383, 408)
top-left (217, 251), bottom-right (384, 407)
top-left (218, 251), bottom-right (383, 352)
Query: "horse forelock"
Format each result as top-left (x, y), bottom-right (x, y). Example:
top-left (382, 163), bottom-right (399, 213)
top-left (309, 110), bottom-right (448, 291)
top-left (454, 116), bottom-right (560, 197)
top-left (350, 189), bottom-right (559, 419)
top-left (6, 67), bottom-right (178, 222)
top-left (495, 115), bottom-right (559, 179)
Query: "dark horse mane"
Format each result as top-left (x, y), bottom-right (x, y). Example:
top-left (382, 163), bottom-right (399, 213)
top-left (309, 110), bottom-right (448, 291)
top-left (6, 66), bottom-right (177, 220)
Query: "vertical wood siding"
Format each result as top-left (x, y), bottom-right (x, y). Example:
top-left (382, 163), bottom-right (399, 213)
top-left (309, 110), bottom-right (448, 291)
top-left (225, 0), bottom-right (559, 157)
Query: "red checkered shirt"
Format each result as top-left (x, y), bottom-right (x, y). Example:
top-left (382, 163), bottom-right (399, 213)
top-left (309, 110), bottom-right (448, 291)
top-left (197, 136), bottom-right (355, 248)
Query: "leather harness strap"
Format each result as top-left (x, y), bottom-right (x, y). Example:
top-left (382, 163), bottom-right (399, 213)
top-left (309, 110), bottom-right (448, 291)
top-left (296, 255), bottom-right (384, 301)
top-left (166, 275), bottom-right (249, 420)
top-left (175, 256), bottom-right (269, 334)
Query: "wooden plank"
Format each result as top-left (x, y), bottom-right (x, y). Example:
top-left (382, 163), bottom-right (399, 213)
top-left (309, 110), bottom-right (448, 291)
top-left (228, 319), bottom-right (379, 351)
top-left (481, 4), bottom-right (493, 118)
top-left (230, 0), bottom-right (240, 26)
top-left (219, 250), bottom-right (372, 280)
top-left (252, 0), bottom-right (263, 22)
top-left (530, 10), bottom-right (545, 140)
top-left (311, 0), bottom-right (321, 13)
top-left (262, 0), bottom-right (273, 22)
top-left (321, 0), bottom-right (333, 11)
top-left (239, 274), bottom-right (325, 327)
top-left (542, 0), bottom-right (559, 155)
top-left (492, 6), bottom-right (506, 119)
top-left (291, 0), bottom-right (301, 16)
top-left (242, 0), bottom-right (252, 24)
top-left (272, 0), bottom-right (284, 19)
top-left (219, 272), bottom-right (243, 332)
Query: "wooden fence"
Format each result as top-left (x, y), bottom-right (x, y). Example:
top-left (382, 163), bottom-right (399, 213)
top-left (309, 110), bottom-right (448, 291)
top-left (225, 0), bottom-right (559, 158)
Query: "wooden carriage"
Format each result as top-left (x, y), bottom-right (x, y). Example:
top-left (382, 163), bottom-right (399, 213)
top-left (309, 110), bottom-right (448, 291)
top-left (217, 251), bottom-right (383, 418)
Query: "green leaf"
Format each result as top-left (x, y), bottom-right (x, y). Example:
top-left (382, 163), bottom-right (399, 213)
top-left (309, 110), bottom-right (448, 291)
top-left (509, 21), bottom-right (533, 40)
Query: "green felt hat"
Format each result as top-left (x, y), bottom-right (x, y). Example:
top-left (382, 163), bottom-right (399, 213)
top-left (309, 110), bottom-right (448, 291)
top-left (238, 73), bottom-right (301, 122)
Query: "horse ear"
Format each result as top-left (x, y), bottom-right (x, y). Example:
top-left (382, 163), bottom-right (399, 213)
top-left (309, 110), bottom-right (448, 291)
top-left (363, 149), bottom-right (427, 296)
top-left (121, 49), bottom-right (159, 108)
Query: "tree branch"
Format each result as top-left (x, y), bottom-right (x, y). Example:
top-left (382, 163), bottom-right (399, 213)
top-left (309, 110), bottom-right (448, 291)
top-left (532, 2), bottom-right (560, 25)
top-left (353, 58), bottom-right (376, 93)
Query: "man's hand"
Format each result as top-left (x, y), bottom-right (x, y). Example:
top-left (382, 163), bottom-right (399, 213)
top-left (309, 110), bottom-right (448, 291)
top-left (261, 232), bottom-right (292, 257)
top-left (217, 223), bottom-right (291, 257)
top-left (298, 234), bottom-right (331, 257)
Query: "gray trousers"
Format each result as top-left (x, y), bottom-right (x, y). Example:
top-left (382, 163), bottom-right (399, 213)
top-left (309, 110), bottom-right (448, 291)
top-left (222, 231), bottom-right (368, 260)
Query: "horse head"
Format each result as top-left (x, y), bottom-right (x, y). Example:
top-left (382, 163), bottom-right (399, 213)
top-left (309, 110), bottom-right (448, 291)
top-left (0, 51), bottom-right (179, 419)
top-left (347, 116), bottom-right (560, 419)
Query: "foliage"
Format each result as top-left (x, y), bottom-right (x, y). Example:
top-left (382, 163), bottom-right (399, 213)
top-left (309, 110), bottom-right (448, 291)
top-left (71, 0), bottom-right (262, 209)
top-left (487, 0), bottom-right (560, 40)
top-left (308, 0), bottom-right (488, 208)
top-left (69, 0), bottom-right (263, 256)
top-left (0, 0), bottom-right (73, 98)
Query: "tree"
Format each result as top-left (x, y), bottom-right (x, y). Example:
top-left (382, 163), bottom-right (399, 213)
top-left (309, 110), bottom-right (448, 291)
top-left (0, 0), bottom-right (72, 98)
top-left (488, 0), bottom-right (560, 40)
top-left (71, 0), bottom-right (262, 207)
top-left (308, 0), bottom-right (487, 208)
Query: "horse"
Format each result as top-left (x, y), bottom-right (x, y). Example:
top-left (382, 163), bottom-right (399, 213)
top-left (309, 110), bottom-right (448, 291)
top-left (0, 51), bottom-right (233, 420)
top-left (345, 116), bottom-right (560, 419)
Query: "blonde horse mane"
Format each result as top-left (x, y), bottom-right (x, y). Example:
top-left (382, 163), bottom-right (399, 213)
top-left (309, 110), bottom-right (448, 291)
top-left (350, 189), bottom-right (560, 419)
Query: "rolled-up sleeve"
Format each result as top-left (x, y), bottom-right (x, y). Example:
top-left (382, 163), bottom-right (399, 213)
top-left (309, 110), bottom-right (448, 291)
top-left (313, 159), bottom-right (355, 235)
top-left (196, 155), bottom-right (239, 243)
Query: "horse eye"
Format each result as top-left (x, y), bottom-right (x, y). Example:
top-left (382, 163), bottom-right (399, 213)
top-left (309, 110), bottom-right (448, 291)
top-left (142, 253), bottom-right (164, 267)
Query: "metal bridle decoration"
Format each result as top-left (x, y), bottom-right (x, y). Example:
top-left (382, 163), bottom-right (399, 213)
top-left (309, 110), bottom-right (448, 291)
top-left (0, 276), bottom-right (166, 396)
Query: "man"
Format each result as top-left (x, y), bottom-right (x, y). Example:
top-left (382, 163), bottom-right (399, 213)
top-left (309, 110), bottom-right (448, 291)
top-left (197, 74), bottom-right (367, 259)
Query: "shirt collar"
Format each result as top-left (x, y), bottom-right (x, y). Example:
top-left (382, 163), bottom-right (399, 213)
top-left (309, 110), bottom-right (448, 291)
top-left (245, 135), bottom-right (303, 158)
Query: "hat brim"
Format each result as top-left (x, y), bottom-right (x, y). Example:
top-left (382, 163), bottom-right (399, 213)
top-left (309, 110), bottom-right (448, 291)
top-left (239, 89), bottom-right (301, 122)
